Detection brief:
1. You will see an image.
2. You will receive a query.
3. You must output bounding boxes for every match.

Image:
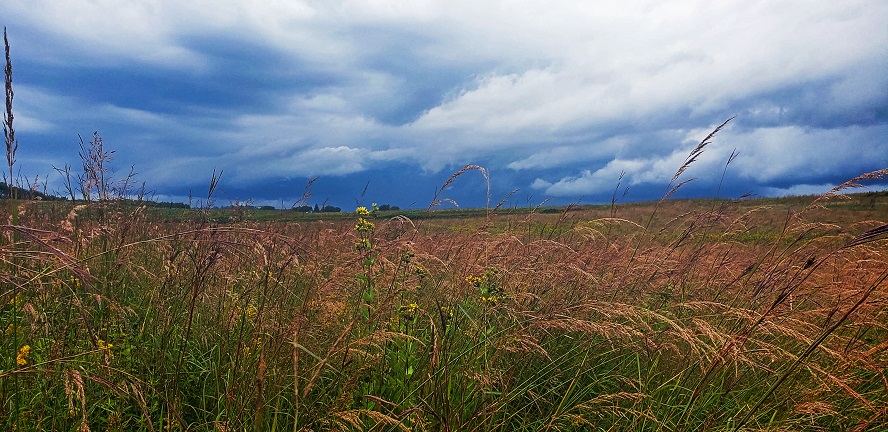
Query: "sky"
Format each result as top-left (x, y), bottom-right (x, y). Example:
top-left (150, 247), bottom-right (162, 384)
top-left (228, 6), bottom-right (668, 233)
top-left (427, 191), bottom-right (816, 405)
top-left (5, 0), bottom-right (888, 209)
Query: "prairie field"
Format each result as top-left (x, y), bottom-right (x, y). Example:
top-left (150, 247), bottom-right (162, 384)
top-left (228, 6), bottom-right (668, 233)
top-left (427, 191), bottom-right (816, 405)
top-left (2, 186), bottom-right (887, 432)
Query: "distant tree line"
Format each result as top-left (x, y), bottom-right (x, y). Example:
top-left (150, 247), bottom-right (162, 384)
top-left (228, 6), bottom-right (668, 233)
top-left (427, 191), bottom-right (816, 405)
top-left (0, 181), bottom-right (196, 209)
top-left (291, 203), bottom-right (399, 213)
top-left (0, 182), bottom-right (63, 201)
top-left (141, 200), bottom-right (190, 209)
top-left (1, 178), bottom-right (404, 214)
top-left (292, 204), bottom-right (342, 213)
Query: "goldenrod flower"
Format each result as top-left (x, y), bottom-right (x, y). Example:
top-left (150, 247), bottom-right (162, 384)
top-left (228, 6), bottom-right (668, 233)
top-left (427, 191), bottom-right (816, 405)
top-left (465, 275), bottom-right (483, 287)
top-left (400, 302), bottom-right (420, 321)
top-left (355, 217), bottom-right (375, 232)
top-left (16, 345), bottom-right (31, 366)
top-left (98, 339), bottom-right (114, 358)
top-left (245, 304), bottom-right (258, 320)
top-left (480, 295), bottom-right (499, 305)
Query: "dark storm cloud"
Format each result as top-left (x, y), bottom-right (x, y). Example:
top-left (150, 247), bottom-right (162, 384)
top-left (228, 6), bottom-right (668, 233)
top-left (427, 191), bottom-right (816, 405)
top-left (5, 1), bottom-right (887, 208)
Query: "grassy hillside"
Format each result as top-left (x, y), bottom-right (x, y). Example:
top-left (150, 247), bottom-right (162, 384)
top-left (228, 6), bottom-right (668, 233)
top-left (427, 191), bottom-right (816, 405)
top-left (1, 190), bottom-right (887, 431)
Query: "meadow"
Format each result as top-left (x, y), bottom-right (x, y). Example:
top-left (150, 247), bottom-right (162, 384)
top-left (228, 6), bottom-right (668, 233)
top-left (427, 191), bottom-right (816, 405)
top-left (2, 163), bottom-right (887, 431)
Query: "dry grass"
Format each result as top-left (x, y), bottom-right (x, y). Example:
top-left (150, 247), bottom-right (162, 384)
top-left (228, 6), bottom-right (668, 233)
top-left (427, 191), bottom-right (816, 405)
top-left (4, 184), bottom-right (886, 431)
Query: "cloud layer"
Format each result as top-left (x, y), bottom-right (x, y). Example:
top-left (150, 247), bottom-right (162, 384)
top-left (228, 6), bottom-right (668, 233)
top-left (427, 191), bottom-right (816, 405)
top-left (6, 0), bottom-right (887, 207)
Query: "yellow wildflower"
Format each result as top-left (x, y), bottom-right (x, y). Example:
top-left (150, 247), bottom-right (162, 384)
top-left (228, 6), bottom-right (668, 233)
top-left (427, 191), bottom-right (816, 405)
top-left (243, 337), bottom-right (262, 356)
top-left (400, 302), bottom-right (420, 321)
top-left (355, 206), bottom-right (371, 216)
top-left (481, 295), bottom-right (499, 305)
top-left (245, 304), bottom-right (258, 320)
top-left (16, 345), bottom-right (31, 366)
top-left (355, 217), bottom-right (374, 232)
top-left (465, 275), bottom-right (483, 287)
top-left (98, 339), bottom-right (114, 358)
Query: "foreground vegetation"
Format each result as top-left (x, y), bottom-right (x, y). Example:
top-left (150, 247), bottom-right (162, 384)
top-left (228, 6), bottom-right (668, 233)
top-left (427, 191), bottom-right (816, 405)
top-left (2, 180), bottom-right (887, 431)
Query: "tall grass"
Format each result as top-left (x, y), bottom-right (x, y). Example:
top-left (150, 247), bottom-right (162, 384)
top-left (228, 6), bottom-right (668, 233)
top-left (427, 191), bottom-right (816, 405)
top-left (4, 26), bottom-right (17, 197)
top-left (2, 160), bottom-right (886, 431)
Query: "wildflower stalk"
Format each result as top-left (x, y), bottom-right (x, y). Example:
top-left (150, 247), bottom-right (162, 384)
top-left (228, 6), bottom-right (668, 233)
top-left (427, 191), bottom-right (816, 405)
top-left (355, 204), bottom-right (378, 325)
